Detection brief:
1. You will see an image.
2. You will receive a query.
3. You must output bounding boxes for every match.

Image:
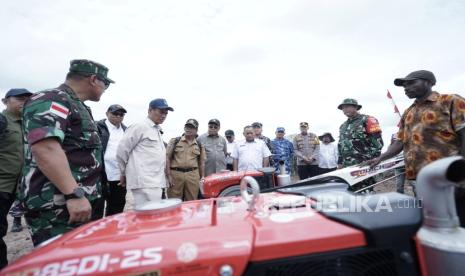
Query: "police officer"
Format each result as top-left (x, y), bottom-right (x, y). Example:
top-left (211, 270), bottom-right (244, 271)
top-left (166, 119), bottom-right (206, 201)
top-left (0, 88), bottom-right (32, 268)
top-left (337, 98), bottom-right (383, 168)
top-left (293, 122), bottom-right (320, 179)
top-left (20, 59), bottom-right (113, 246)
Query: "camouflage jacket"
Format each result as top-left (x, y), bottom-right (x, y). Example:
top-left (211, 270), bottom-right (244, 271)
top-left (338, 113), bottom-right (383, 167)
top-left (271, 138), bottom-right (294, 174)
top-left (20, 84), bottom-right (102, 211)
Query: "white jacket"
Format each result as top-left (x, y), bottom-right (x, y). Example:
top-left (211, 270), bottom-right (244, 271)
top-left (116, 118), bottom-right (166, 189)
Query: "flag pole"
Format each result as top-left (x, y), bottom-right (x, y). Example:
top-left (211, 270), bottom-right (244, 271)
top-left (387, 89), bottom-right (402, 119)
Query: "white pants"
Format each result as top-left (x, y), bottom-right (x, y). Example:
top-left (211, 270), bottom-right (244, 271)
top-left (131, 187), bottom-right (164, 210)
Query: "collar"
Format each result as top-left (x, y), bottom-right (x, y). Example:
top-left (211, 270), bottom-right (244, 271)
top-left (181, 135), bottom-right (198, 144)
top-left (105, 119), bottom-right (122, 130)
top-left (145, 117), bottom-right (161, 129)
top-left (2, 110), bottom-right (21, 121)
top-left (347, 113), bottom-right (362, 122)
top-left (414, 91), bottom-right (439, 104)
top-left (58, 83), bottom-right (80, 101)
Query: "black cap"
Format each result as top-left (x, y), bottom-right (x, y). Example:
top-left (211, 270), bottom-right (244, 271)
top-left (185, 118), bottom-right (199, 129)
top-left (225, 129), bottom-right (234, 136)
top-left (394, 70), bottom-right (436, 86)
top-left (208, 119), bottom-right (220, 125)
top-left (251, 122), bottom-right (262, 128)
top-left (107, 104), bottom-right (127, 113)
top-left (5, 88), bottom-right (33, 98)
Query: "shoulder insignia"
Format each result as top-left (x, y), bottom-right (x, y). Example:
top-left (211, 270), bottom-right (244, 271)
top-left (30, 92), bottom-right (45, 101)
top-left (49, 102), bottom-right (69, 119)
top-left (366, 116), bottom-right (381, 133)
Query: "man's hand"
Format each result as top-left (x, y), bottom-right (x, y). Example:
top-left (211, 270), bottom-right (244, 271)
top-left (67, 197), bottom-right (92, 223)
top-left (360, 157), bottom-right (382, 168)
top-left (167, 174), bottom-right (175, 187)
top-left (119, 175), bottom-right (126, 187)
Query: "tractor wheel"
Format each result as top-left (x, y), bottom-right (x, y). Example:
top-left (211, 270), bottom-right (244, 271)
top-left (218, 185), bottom-right (253, 197)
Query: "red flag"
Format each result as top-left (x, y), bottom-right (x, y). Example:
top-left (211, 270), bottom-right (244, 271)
top-left (394, 105), bottom-right (399, 113)
top-left (387, 90), bottom-right (392, 99)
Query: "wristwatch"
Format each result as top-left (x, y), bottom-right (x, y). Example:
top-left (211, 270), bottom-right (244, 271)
top-left (64, 187), bottom-right (86, 200)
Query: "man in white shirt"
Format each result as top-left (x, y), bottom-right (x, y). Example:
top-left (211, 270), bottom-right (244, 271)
top-left (117, 99), bottom-right (173, 209)
top-left (317, 132), bottom-right (338, 174)
top-left (232, 126), bottom-right (271, 171)
top-left (224, 129), bottom-right (236, 171)
top-left (95, 104), bottom-right (127, 218)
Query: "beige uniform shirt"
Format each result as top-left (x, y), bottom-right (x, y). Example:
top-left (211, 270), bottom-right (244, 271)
top-left (167, 136), bottom-right (206, 169)
top-left (117, 118), bottom-right (166, 189)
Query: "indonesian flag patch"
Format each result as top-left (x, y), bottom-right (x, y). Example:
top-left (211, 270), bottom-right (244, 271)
top-left (49, 102), bottom-right (69, 119)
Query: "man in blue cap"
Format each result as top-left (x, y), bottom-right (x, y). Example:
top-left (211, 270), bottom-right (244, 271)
top-left (271, 127), bottom-right (294, 174)
top-left (117, 98), bottom-right (174, 208)
top-left (0, 88), bottom-right (32, 268)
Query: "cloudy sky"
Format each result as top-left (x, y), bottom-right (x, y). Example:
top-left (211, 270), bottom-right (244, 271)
top-left (1, 0), bottom-right (465, 146)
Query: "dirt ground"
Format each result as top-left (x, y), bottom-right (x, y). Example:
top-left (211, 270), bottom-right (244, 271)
top-left (5, 179), bottom-right (400, 265)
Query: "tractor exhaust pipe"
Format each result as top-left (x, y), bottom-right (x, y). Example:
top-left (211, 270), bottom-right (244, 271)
top-left (416, 156), bottom-right (465, 228)
top-left (277, 160), bottom-right (291, 186)
top-left (416, 156), bottom-right (465, 276)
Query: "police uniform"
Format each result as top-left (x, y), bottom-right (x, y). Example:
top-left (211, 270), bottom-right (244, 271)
top-left (20, 60), bottom-right (112, 245)
top-left (293, 123), bottom-right (320, 179)
top-left (337, 99), bottom-right (384, 167)
top-left (167, 119), bottom-right (206, 201)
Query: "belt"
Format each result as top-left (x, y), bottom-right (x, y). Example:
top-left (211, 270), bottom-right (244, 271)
top-left (170, 167), bottom-right (198, 173)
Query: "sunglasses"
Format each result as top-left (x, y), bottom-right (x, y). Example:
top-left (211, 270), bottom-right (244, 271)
top-left (96, 76), bottom-right (110, 89)
top-left (209, 125), bottom-right (219, 129)
top-left (226, 135), bottom-right (232, 138)
top-left (111, 112), bottom-right (125, 117)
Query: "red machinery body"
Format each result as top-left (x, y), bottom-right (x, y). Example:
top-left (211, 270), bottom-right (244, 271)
top-left (202, 170), bottom-right (268, 198)
top-left (3, 193), bottom-right (367, 276)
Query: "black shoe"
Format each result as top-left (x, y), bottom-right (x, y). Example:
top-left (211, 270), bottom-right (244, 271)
top-left (11, 217), bottom-right (23, 232)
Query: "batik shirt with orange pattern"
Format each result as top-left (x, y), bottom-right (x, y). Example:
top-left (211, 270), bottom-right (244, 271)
top-left (397, 92), bottom-right (465, 179)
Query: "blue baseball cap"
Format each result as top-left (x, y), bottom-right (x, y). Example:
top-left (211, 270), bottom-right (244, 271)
top-left (149, 98), bottom-right (174, 111)
top-left (276, 127), bottom-right (285, 132)
top-left (5, 88), bottom-right (33, 98)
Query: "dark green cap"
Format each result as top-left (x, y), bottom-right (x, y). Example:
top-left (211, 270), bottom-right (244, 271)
top-left (338, 98), bottom-right (362, 110)
top-left (69, 59), bottom-right (115, 84)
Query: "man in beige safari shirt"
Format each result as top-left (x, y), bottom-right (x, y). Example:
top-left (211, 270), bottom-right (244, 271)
top-left (117, 99), bottom-right (173, 209)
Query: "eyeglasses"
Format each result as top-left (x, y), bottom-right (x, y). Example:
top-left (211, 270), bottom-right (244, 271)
top-left (96, 76), bottom-right (110, 89)
top-left (111, 112), bottom-right (125, 117)
top-left (208, 125), bottom-right (219, 129)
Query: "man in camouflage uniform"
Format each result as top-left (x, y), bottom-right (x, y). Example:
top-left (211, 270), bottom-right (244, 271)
top-left (337, 98), bottom-right (383, 168)
top-left (293, 122), bottom-right (320, 179)
top-left (20, 59), bottom-right (113, 246)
